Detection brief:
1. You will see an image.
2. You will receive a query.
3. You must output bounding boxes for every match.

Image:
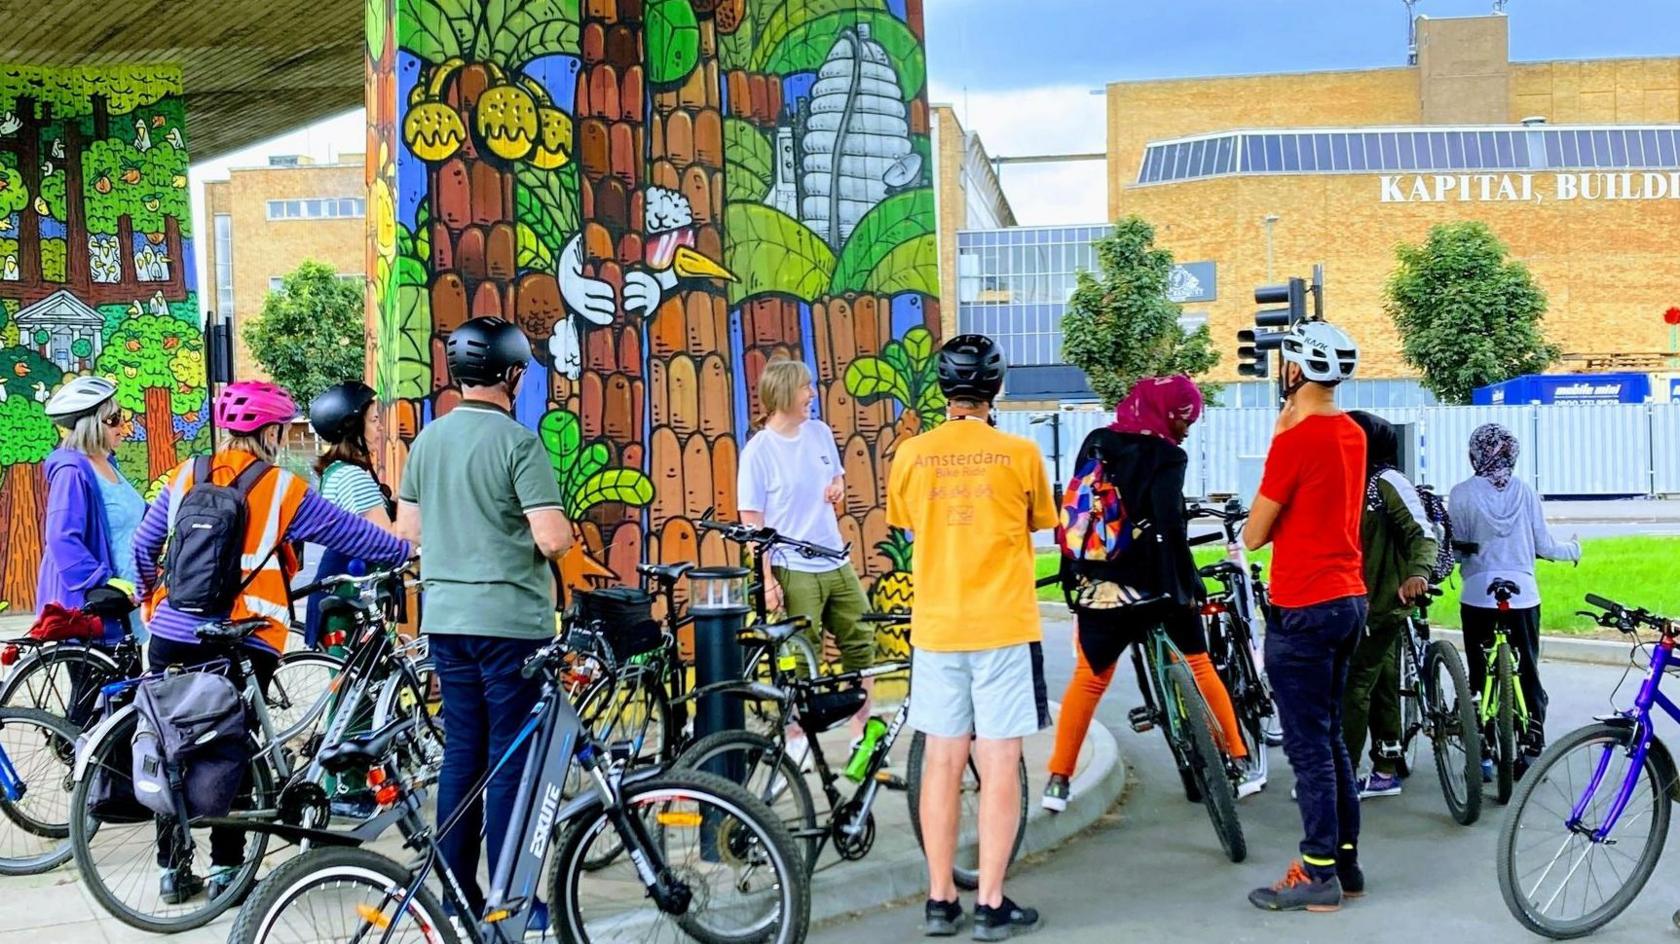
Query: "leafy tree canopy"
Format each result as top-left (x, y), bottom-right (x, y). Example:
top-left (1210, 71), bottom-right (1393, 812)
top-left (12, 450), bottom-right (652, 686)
top-left (1384, 221), bottom-right (1558, 404)
top-left (1060, 216), bottom-right (1221, 409)
top-left (0, 65), bottom-right (181, 117)
top-left (243, 261), bottom-right (366, 408)
top-left (0, 394), bottom-right (57, 465)
top-left (97, 312), bottom-right (205, 413)
top-left (0, 346), bottom-right (64, 400)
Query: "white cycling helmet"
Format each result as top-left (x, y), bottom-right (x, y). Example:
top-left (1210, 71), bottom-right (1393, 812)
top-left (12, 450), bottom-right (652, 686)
top-left (1279, 321), bottom-right (1359, 386)
top-left (44, 376), bottom-right (118, 424)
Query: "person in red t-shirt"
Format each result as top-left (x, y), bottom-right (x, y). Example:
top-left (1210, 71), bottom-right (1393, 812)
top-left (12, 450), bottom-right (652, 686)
top-left (1241, 320), bottom-right (1369, 914)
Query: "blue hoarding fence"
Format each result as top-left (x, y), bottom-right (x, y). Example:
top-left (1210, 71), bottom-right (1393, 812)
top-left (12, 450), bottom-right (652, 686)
top-left (1473, 373), bottom-right (1652, 406)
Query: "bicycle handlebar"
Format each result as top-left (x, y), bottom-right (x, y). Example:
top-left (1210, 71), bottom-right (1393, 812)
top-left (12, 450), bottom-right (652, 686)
top-left (1187, 531), bottom-right (1224, 547)
top-left (1580, 593), bottom-right (1673, 635)
top-left (1185, 500), bottom-right (1248, 523)
top-left (291, 560), bottom-right (416, 601)
top-left (695, 516), bottom-right (849, 561)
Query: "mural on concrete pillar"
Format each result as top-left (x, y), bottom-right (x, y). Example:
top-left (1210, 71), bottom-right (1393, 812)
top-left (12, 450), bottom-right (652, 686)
top-left (367, 0), bottom-right (937, 657)
top-left (0, 65), bottom-right (207, 612)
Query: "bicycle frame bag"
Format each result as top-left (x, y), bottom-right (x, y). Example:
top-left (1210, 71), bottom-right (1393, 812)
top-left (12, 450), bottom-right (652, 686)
top-left (131, 670), bottom-right (250, 819)
top-left (797, 686), bottom-right (867, 734)
top-left (163, 457), bottom-right (275, 617)
top-left (572, 587), bottom-right (662, 660)
top-left (80, 686), bottom-right (149, 823)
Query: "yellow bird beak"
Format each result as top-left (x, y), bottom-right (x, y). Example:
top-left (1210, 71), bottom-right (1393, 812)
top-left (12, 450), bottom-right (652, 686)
top-left (671, 245), bottom-right (736, 282)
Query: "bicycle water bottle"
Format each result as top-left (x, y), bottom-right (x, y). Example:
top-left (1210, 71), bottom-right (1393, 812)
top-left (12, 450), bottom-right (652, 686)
top-left (844, 717), bottom-right (888, 782)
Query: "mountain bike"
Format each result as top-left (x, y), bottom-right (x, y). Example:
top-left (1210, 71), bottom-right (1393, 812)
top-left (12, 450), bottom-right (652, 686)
top-left (0, 706), bottom-right (78, 875)
top-left (1497, 593), bottom-right (1679, 939)
top-left (225, 633), bottom-right (810, 944)
top-left (1480, 578), bottom-right (1534, 804)
top-left (69, 565), bottom-right (440, 933)
top-left (1394, 587), bottom-right (1482, 825)
top-left (674, 612), bottom-right (1029, 889)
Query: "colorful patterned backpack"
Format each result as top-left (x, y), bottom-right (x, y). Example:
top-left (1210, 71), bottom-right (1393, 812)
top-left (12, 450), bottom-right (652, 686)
top-left (1056, 450), bottom-right (1135, 563)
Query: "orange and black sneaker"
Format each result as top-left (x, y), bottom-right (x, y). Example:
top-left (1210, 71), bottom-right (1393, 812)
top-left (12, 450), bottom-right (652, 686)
top-left (1248, 860), bottom-right (1343, 912)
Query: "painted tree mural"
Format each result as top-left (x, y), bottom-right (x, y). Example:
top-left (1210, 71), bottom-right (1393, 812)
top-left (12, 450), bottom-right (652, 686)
top-left (369, 0), bottom-right (938, 659)
top-left (0, 65), bottom-right (206, 610)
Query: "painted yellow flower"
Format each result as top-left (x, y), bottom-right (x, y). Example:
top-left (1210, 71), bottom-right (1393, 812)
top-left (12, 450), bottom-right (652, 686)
top-left (403, 101), bottom-right (466, 162)
top-left (474, 84), bottom-right (538, 161)
top-left (373, 144), bottom-right (397, 261)
top-left (531, 107), bottom-right (574, 169)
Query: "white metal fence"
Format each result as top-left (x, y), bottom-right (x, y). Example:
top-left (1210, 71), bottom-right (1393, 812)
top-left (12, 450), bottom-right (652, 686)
top-left (1001, 403), bottom-right (1680, 499)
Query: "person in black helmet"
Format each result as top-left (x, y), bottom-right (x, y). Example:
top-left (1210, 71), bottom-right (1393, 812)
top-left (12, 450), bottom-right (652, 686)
top-left (305, 381), bottom-right (397, 636)
top-left (887, 334), bottom-right (1056, 940)
top-left (394, 317), bottom-right (571, 927)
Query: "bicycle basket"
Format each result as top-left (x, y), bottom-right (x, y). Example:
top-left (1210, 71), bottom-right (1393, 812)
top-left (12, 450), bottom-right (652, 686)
top-left (572, 588), bottom-right (663, 660)
top-left (798, 685), bottom-right (867, 734)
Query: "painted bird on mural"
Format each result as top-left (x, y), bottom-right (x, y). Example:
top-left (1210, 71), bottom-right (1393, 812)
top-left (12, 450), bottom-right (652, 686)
top-left (623, 187), bottom-right (735, 317)
top-left (49, 138), bottom-right (63, 159)
top-left (133, 118), bottom-right (152, 152)
top-left (0, 112), bottom-right (19, 136)
top-left (165, 127), bottom-right (183, 150)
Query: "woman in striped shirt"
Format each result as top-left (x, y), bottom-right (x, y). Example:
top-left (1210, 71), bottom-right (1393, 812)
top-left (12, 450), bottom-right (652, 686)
top-left (304, 382), bottom-right (400, 648)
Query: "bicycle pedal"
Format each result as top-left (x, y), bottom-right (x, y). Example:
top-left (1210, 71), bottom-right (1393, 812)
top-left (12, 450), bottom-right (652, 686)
top-left (874, 771), bottom-right (907, 791)
top-left (1127, 707), bottom-right (1156, 733)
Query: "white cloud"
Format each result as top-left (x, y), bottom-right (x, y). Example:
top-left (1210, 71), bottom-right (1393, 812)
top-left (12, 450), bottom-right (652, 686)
top-left (928, 81), bottom-right (1108, 226)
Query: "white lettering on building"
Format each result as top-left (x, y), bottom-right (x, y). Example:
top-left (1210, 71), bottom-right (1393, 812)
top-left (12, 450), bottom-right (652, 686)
top-left (1378, 173), bottom-right (1680, 203)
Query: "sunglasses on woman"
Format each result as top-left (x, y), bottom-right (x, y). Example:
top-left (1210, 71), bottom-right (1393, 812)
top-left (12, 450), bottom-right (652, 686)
top-left (100, 415), bottom-right (124, 428)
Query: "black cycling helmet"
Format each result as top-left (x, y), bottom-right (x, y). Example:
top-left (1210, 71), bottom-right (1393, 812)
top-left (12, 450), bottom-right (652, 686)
top-left (446, 316), bottom-right (532, 387)
top-left (936, 334), bottom-right (1006, 404)
top-left (309, 381), bottom-right (376, 444)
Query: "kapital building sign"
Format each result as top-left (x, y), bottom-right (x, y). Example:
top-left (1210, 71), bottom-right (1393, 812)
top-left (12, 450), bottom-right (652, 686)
top-left (1379, 172), bottom-right (1680, 204)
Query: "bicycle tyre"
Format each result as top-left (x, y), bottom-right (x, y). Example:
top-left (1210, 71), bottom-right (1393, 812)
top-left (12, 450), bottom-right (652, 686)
top-left (267, 650), bottom-right (343, 741)
top-left (1396, 634), bottom-right (1421, 779)
top-left (0, 644), bottom-right (124, 727)
top-left (1494, 643), bottom-right (1517, 804)
top-left (1424, 642), bottom-right (1481, 826)
top-left (0, 707), bottom-right (77, 875)
top-left (227, 845), bottom-right (458, 944)
top-left (675, 729), bottom-right (820, 867)
top-left (550, 768), bottom-right (810, 944)
top-left (743, 636), bottom-right (819, 733)
top-left (1165, 661), bottom-right (1246, 863)
top-left (371, 658), bottom-right (444, 786)
top-left (1497, 722), bottom-right (1672, 939)
top-left (1210, 613), bottom-right (1269, 786)
top-left (70, 711), bottom-right (274, 933)
top-left (905, 730), bottom-right (1028, 892)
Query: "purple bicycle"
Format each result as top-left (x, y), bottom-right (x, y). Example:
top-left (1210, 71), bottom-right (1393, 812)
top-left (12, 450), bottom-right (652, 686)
top-left (1497, 593), bottom-right (1680, 939)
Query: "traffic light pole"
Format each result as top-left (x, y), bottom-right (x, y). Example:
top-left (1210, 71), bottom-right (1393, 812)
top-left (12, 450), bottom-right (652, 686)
top-left (1244, 265), bottom-right (1325, 407)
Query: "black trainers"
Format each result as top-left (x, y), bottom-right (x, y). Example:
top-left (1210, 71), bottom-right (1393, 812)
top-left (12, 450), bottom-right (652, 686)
top-left (1041, 774), bottom-right (1070, 813)
top-left (971, 897), bottom-right (1039, 941)
top-left (924, 899), bottom-right (963, 937)
top-left (159, 867), bottom-right (204, 905)
top-left (1337, 851), bottom-right (1365, 899)
top-left (1248, 861), bottom-right (1342, 913)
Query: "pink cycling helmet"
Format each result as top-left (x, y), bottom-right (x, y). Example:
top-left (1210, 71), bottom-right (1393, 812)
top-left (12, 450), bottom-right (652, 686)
top-left (215, 381), bottom-right (299, 434)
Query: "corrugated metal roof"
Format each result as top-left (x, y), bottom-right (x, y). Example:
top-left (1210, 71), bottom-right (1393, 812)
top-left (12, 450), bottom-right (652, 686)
top-left (0, 0), bottom-right (363, 159)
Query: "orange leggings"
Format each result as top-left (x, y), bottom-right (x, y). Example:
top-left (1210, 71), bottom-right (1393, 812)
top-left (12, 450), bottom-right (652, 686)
top-left (1049, 644), bottom-right (1247, 778)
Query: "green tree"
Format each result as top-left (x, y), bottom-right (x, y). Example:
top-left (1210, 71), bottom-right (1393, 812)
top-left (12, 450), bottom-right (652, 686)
top-left (1060, 216), bottom-right (1221, 409)
top-left (243, 261), bottom-right (366, 408)
top-left (97, 313), bottom-right (204, 478)
top-left (0, 347), bottom-right (64, 400)
top-left (0, 394), bottom-right (58, 609)
top-left (1384, 221), bottom-right (1558, 404)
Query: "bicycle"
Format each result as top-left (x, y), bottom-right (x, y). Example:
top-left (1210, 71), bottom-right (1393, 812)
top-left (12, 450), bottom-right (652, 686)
top-left (68, 564), bottom-right (441, 933)
top-left (1394, 587), bottom-right (1482, 825)
top-left (1497, 593), bottom-right (1680, 939)
top-left (674, 612), bottom-right (1030, 889)
top-left (225, 632), bottom-right (810, 944)
top-left (1479, 577), bottom-right (1534, 804)
top-left (0, 706), bottom-right (79, 875)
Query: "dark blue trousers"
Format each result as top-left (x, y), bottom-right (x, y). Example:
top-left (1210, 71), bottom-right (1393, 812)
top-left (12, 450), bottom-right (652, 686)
top-left (430, 633), bottom-right (546, 915)
top-left (1266, 595), bottom-right (1367, 877)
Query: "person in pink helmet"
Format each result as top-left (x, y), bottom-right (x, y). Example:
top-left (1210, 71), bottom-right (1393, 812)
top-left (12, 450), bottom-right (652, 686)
top-left (131, 380), bottom-right (411, 905)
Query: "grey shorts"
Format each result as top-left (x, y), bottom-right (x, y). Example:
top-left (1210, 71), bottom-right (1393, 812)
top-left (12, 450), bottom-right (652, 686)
top-left (908, 643), bottom-right (1050, 741)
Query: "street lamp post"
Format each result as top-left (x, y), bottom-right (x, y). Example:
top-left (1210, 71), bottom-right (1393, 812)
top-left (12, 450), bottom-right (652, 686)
top-left (1262, 214), bottom-right (1280, 282)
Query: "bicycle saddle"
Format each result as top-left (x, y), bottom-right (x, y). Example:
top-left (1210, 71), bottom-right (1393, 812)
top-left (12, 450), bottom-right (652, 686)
top-left (194, 618), bottom-right (271, 644)
top-left (316, 717), bottom-right (416, 775)
top-left (744, 618), bottom-right (809, 645)
top-left (637, 562), bottom-right (694, 586)
top-left (1487, 579), bottom-right (1522, 599)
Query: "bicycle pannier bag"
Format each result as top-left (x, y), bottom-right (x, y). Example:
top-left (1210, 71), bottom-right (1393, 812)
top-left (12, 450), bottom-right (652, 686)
top-left (130, 670), bottom-right (250, 819)
top-left (164, 457), bottom-right (275, 616)
top-left (573, 587), bottom-right (662, 659)
top-left (799, 686), bottom-right (867, 734)
top-left (79, 687), bottom-right (149, 823)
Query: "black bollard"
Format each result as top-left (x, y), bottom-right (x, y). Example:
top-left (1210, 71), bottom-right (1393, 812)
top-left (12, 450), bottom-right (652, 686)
top-left (688, 567), bottom-right (751, 862)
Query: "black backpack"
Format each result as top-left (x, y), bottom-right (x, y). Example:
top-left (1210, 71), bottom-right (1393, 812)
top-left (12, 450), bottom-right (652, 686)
top-left (164, 457), bottom-right (276, 616)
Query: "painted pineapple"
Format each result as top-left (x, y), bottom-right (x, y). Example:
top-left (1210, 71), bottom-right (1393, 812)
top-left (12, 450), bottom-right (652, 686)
top-left (869, 527), bottom-right (915, 613)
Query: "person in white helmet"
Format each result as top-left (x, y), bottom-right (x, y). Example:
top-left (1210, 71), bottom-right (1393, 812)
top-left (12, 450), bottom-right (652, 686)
top-left (1240, 320), bottom-right (1369, 914)
top-left (38, 376), bottom-right (147, 658)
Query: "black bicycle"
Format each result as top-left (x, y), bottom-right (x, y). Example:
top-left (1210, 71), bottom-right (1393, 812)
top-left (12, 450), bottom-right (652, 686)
top-left (1395, 587), bottom-right (1482, 825)
top-left (226, 634), bottom-right (810, 944)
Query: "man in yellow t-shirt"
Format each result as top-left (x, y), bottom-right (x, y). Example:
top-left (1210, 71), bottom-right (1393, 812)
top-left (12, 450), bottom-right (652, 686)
top-left (887, 334), bottom-right (1057, 940)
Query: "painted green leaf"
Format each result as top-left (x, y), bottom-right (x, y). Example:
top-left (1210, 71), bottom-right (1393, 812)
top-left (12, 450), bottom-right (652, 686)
top-left (645, 0), bottom-right (701, 87)
top-left (724, 118), bottom-right (773, 204)
top-left (830, 189), bottom-right (933, 295)
top-left (397, 0), bottom-right (477, 63)
top-left (540, 409), bottom-right (583, 483)
top-left (844, 357), bottom-right (911, 407)
top-left (566, 441), bottom-right (611, 498)
top-left (378, 284), bottom-right (432, 400)
top-left (881, 340), bottom-right (911, 379)
top-left (516, 222), bottom-right (554, 270)
top-left (365, 0), bottom-right (387, 59)
top-left (915, 383), bottom-right (947, 425)
top-left (861, 233), bottom-right (939, 298)
top-left (717, 2), bottom-right (756, 71)
top-left (723, 203), bottom-right (835, 306)
top-left (574, 469), bottom-right (656, 515)
top-left (902, 326), bottom-right (935, 375)
top-left (515, 163), bottom-right (578, 260)
top-left (487, 0), bottom-right (580, 66)
top-left (395, 255), bottom-right (429, 287)
top-left (756, 11), bottom-right (925, 102)
top-left (754, 1), bottom-right (889, 74)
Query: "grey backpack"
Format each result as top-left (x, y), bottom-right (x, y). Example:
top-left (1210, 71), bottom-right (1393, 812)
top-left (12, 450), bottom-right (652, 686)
top-left (131, 671), bottom-right (250, 820)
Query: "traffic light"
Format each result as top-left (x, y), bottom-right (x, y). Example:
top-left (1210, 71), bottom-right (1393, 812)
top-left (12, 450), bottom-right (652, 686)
top-left (1236, 328), bottom-right (1284, 377)
top-left (1254, 277), bottom-right (1307, 328)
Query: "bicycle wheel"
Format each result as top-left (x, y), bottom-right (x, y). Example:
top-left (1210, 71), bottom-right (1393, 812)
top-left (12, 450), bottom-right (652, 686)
top-left (1424, 642), bottom-right (1482, 826)
top-left (551, 768), bottom-right (810, 944)
top-left (372, 659), bottom-right (444, 786)
top-left (744, 636), bottom-right (819, 734)
top-left (905, 730), bottom-right (1029, 892)
top-left (70, 711), bottom-right (275, 933)
top-left (1164, 661), bottom-right (1246, 863)
top-left (676, 730), bottom-right (819, 867)
top-left (1397, 635), bottom-right (1421, 779)
top-left (1497, 722), bottom-right (1673, 939)
top-left (0, 707), bottom-right (77, 875)
top-left (0, 644), bottom-right (122, 727)
top-left (1494, 643), bottom-right (1517, 804)
top-left (1211, 614), bottom-right (1269, 785)
top-left (266, 650), bottom-right (342, 741)
top-left (228, 845), bottom-right (458, 944)
top-left (576, 666), bottom-right (671, 773)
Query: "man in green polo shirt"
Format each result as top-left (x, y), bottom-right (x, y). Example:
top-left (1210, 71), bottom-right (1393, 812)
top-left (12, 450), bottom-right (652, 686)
top-left (395, 316), bottom-right (572, 925)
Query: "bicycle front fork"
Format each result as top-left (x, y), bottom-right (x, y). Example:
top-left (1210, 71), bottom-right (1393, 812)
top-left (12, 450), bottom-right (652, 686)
top-left (584, 760), bottom-right (693, 916)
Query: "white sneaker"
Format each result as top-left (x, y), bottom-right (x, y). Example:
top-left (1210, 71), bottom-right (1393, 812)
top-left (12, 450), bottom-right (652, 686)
top-left (1236, 769), bottom-right (1267, 800)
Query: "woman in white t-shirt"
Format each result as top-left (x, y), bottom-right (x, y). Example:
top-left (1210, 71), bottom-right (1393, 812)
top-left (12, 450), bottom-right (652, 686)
top-left (738, 359), bottom-right (874, 751)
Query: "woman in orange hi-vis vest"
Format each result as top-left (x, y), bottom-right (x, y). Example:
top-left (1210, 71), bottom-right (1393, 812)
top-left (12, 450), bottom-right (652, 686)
top-left (132, 380), bottom-right (411, 906)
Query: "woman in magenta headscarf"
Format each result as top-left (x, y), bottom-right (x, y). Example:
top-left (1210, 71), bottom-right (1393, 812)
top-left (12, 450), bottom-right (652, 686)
top-left (1044, 376), bottom-right (1260, 811)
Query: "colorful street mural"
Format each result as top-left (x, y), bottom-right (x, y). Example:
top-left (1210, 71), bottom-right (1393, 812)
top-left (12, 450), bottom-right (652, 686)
top-left (366, 0), bottom-right (939, 659)
top-left (0, 65), bottom-right (207, 612)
